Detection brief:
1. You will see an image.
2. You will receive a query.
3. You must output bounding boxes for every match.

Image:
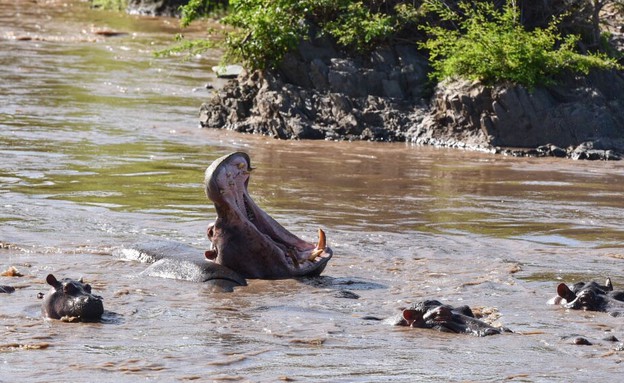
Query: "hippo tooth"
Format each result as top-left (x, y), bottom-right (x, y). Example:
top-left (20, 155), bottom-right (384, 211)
top-left (308, 249), bottom-right (324, 261)
top-left (316, 228), bottom-right (326, 250)
top-left (308, 229), bottom-right (327, 261)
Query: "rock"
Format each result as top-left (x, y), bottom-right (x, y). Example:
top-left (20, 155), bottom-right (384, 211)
top-left (126, 0), bottom-right (188, 17)
top-left (200, 37), bottom-right (429, 142)
top-left (212, 65), bottom-right (244, 79)
top-left (410, 72), bottom-right (624, 159)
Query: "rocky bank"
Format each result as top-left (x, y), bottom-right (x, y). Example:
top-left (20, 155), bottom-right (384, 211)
top-left (131, 0), bottom-right (624, 160)
top-left (201, 33), bottom-right (624, 160)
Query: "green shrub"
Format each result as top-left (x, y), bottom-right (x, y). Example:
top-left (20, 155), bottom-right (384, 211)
top-left (321, 1), bottom-right (394, 52)
top-left (172, 0), bottom-right (414, 69)
top-left (419, 1), bottom-right (620, 88)
top-left (219, 0), bottom-right (309, 69)
top-left (170, 0), bottom-right (620, 85)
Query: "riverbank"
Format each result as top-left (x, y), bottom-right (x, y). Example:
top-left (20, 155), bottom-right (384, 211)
top-left (196, 4), bottom-right (624, 160)
top-left (201, 40), bottom-right (624, 161)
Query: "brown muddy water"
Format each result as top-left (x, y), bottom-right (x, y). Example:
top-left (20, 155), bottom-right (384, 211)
top-left (2, 1), bottom-right (624, 382)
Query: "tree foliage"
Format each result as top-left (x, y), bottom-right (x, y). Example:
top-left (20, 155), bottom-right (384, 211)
top-left (170, 0), bottom-right (621, 87)
top-left (420, 1), bottom-right (620, 87)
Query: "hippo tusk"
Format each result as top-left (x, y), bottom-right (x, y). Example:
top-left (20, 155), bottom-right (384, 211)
top-left (317, 228), bottom-right (326, 250)
top-left (308, 229), bottom-right (327, 261)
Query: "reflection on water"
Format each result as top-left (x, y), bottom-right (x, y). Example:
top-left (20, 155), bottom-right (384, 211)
top-left (2, 1), bottom-right (624, 382)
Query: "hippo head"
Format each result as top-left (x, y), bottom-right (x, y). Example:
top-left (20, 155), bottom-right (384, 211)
top-left (402, 300), bottom-right (504, 336)
top-left (556, 278), bottom-right (612, 311)
top-left (204, 152), bottom-right (332, 279)
top-left (41, 274), bottom-right (104, 322)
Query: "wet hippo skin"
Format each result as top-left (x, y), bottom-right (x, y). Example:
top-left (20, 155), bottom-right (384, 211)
top-left (204, 152), bottom-right (332, 279)
top-left (41, 274), bottom-right (104, 321)
top-left (390, 300), bottom-right (510, 336)
top-left (550, 278), bottom-right (624, 316)
top-left (115, 240), bottom-right (247, 292)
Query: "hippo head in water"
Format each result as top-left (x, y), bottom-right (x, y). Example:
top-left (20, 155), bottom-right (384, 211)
top-left (399, 300), bottom-right (508, 336)
top-left (552, 278), bottom-right (624, 315)
top-left (41, 274), bottom-right (104, 322)
top-left (204, 152), bottom-right (332, 279)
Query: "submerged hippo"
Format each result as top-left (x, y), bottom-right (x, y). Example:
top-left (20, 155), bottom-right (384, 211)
top-left (41, 274), bottom-right (104, 322)
top-left (549, 278), bottom-right (624, 316)
top-left (0, 285), bottom-right (15, 293)
top-left (387, 300), bottom-right (510, 336)
top-left (114, 240), bottom-right (247, 292)
top-left (204, 152), bottom-right (332, 279)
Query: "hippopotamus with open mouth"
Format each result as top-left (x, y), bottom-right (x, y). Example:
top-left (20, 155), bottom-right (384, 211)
top-left (388, 300), bottom-right (510, 336)
top-left (550, 278), bottom-right (624, 316)
top-left (40, 274), bottom-right (104, 322)
top-left (204, 152), bottom-right (332, 279)
top-left (114, 152), bottom-right (332, 290)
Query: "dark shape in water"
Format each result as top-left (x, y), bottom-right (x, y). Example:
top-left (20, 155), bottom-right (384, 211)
top-left (41, 274), bottom-right (104, 322)
top-left (550, 278), bottom-right (624, 316)
top-left (393, 300), bottom-right (510, 336)
top-left (0, 285), bottom-right (15, 294)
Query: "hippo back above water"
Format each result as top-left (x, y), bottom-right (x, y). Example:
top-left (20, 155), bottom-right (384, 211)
top-left (41, 274), bottom-right (104, 322)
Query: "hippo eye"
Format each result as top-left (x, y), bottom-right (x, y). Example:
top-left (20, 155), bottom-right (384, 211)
top-left (84, 284), bottom-right (92, 293)
top-left (63, 283), bottom-right (77, 295)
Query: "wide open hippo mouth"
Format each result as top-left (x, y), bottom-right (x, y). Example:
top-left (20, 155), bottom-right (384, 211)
top-left (204, 152), bottom-right (332, 279)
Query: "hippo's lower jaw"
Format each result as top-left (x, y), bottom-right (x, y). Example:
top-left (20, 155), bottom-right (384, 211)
top-left (204, 152), bottom-right (332, 279)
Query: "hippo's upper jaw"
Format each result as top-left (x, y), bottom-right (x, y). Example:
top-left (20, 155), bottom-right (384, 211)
top-left (204, 152), bottom-right (332, 279)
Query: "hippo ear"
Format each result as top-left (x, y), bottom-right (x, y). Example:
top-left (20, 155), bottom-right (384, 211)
top-left (557, 283), bottom-right (576, 302)
top-left (46, 274), bottom-right (59, 287)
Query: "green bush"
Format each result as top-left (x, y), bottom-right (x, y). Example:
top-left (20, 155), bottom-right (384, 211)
top-left (419, 1), bottom-right (620, 88)
top-left (171, 0), bottom-right (620, 86)
top-left (321, 1), bottom-right (395, 52)
top-left (173, 0), bottom-right (414, 69)
top-left (219, 0), bottom-right (309, 69)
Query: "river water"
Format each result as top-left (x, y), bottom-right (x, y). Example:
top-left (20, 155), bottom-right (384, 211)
top-left (2, 1), bottom-right (624, 382)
